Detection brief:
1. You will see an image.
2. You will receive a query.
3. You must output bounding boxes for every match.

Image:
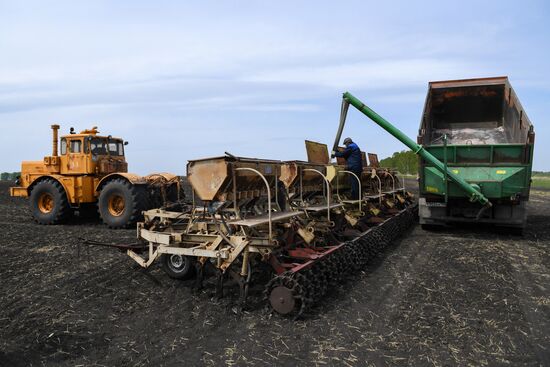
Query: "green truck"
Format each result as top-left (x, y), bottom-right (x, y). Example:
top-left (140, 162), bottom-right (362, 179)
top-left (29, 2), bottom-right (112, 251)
top-left (339, 76), bottom-right (535, 232)
top-left (417, 77), bottom-right (534, 231)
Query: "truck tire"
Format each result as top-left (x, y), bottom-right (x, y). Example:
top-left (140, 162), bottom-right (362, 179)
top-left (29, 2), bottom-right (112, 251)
top-left (29, 178), bottom-right (71, 224)
top-left (98, 178), bottom-right (145, 229)
top-left (161, 254), bottom-right (195, 279)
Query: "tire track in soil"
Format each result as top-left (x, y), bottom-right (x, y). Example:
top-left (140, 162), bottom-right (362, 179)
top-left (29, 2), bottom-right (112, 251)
top-left (506, 243), bottom-right (550, 365)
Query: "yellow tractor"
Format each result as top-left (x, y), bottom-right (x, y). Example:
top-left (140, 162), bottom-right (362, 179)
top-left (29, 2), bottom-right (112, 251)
top-left (10, 125), bottom-right (180, 228)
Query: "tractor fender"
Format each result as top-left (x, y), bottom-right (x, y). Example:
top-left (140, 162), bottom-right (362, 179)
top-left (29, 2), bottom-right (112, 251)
top-left (27, 175), bottom-right (73, 202)
top-left (95, 173), bottom-right (147, 192)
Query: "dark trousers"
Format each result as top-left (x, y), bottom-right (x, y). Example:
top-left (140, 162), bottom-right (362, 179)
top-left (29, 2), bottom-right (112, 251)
top-left (349, 169), bottom-right (363, 200)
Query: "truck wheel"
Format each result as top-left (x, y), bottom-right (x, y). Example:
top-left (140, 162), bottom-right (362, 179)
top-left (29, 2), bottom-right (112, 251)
top-left (98, 179), bottom-right (144, 229)
top-left (161, 254), bottom-right (195, 279)
top-left (29, 179), bottom-right (71, 224)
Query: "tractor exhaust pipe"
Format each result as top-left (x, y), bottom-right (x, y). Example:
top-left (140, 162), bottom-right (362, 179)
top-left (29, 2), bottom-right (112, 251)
top-left (51, 124), bottom-right (60, 156)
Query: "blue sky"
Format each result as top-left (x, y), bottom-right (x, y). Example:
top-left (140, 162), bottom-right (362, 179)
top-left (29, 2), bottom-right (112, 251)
top-left (1, 1), bottom-right (549, 173)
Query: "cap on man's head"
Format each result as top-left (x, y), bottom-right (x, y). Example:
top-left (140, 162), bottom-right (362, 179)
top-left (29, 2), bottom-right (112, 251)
top-left (343, 137), bottom-right (353, 145)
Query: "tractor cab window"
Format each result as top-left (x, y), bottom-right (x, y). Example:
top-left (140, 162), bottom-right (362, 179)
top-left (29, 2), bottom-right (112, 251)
top-left (90, 138), bottom-right (108, 156)
top-left (60, 138), bottom-right (67, 155)
top-left (90, 138), bottom-right (124, 157)
top-left (69, 140), bottom-right (82, 153)
top-left (108, 141), bottom-right (124, 156)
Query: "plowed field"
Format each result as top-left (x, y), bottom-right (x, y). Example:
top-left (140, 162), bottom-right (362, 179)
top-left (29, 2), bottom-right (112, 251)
top-left (1, 181), bottom-right (548, 366)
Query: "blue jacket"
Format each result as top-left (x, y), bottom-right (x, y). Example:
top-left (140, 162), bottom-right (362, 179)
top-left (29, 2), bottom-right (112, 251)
top-left (335, 142), bottom-right (363, 172)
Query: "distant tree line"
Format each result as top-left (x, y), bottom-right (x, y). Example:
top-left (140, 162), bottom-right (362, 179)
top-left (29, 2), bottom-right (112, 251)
top-left (380, 154), bottom-right (548, 177)
top-left (1, 172), bottom-right (20, 181)
top-left (380, 151), bottom-right (418, 175)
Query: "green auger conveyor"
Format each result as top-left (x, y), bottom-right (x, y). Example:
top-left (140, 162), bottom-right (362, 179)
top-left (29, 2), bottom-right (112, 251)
top-left (341, 77), bottom-right (534, 231)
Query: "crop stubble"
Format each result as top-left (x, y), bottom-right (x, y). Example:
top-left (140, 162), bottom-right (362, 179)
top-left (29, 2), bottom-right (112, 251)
top-left (0, 181), bottom-right (548, 366)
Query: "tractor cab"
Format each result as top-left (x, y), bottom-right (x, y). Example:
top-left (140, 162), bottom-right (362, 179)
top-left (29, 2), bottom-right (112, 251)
top-left (59, 127), bottom-right (128, 176)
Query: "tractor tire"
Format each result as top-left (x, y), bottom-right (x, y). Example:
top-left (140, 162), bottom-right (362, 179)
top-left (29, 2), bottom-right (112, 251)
top-left (29, 178), bottom-right (71, 225)
top-left (98, 178), bottom-right (145, 229)
top-left (160, 254), bottom-right (195, 280)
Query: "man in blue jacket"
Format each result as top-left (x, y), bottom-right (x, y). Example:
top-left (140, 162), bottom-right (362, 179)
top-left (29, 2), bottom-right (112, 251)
top-left (332, 137), bottom-right (363, 200)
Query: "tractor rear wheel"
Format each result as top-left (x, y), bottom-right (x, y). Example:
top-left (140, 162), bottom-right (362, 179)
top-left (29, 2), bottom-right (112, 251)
top-left (98, 179), bottom-right (145, 229)
top-left (29, 179), bottom-right (71, 224)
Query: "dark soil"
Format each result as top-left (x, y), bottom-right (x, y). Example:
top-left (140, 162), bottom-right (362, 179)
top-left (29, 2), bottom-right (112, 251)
top-left (0, 180), bottom-right (548, 366)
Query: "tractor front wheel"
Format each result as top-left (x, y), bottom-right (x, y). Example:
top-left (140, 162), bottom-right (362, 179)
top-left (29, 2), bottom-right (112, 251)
top-left (98, 179), bottom-right (144, 229)
top-left (29, 179), bottom-right (71, 224)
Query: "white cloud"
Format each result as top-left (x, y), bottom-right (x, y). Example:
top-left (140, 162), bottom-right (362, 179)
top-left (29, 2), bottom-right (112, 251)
top-left (242, 59), bottom-right (488, 89)
top-left (0, 1), bottom-right (548, 172)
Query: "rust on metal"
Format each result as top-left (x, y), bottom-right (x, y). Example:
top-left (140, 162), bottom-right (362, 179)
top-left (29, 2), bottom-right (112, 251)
top-left (305, 140), bottom-right (330, 164)
top-left (335, 146), bottom-right (346, 166)
top-left (279, 162), bottom-right (298, 189)
top-left (361, 151), bottom-right (368, 167)
top-left (428, 76), bottom-right (509, 89)
top-left (187, 158), bottom-right (229, 201)
top-left (188, 156), bottom-right (283, 202)
top-left (367, 153), bottom-right (379, 167)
